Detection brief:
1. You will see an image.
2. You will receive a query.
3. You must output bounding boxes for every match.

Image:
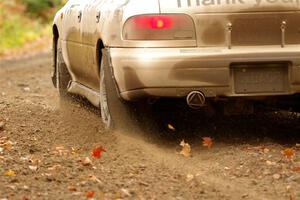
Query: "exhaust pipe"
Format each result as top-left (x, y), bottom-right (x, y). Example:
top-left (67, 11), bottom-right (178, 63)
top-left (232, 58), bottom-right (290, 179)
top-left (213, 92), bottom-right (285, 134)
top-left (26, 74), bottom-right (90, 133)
top-left (186, 91), bottom-right (206, 110)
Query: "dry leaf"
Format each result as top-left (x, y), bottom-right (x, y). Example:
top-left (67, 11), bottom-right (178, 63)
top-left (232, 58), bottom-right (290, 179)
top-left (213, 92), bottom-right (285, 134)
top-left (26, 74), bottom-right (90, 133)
top-left (273, 174), bottom-right (281, 180)
top-left (89, 175), bottom-right (102, 184)
top-left (0, 121), bottom-right (5, 131)
top-left (1, 141), bottom-right (14, 150)
top-left (71, 147), bottom-right (81, 155)
top-left (286, 185), bottom-right (296, 200)
top-left (48, 164), bottom-right (62, 171)
top-left (92, 146), bottom-right (105, 159)
top-left (4, 169), bottom-right (16, 177)
top-left (180, 140), bottom-right (191, 157)
top-left (293, 166), bottom-right (300, 173)
top-left (263, 148), bottom-right (270, 154)
top-left (86, 191), bottom-right (95, 198)
top-left (54, 146), bottom-right (69, 156)
top-left (282, 148), bottom-right (295, 159)
top-left (29, 165), bottom-right (38, 171)
top-left (202, 137), bottom-right (213, 149)
top-left (266, 160), bottom-right (276, 166)
top-left (68, 186), bottom-right (77, 192)
top-left (168, 124), bottom-right (176, 131)
top-left (120, 188), bottom-right (131, 197)
top-left (81, 157), bottom-right (92, 166)
top-left (186, 174), bottom-right (194, 182)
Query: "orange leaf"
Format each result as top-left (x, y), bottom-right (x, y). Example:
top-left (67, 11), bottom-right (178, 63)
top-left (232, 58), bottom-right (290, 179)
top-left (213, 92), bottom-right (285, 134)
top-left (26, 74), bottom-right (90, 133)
top-left (168, 124), bottom-right (176, 131)
top-left (86, 191), bottom-right (95, 198)
top-left (92, 146), bottom-right (106, 158)
top-left (179, 140), bottom-right (191, 157)
top-left (4, 169), bottom-right (16, 177)
top-left (282, 148), bottom-right (295, 159)
top-left (293, 166), bottom-right (300, 173)
top-left (202, 137), bottom-right (213, 149)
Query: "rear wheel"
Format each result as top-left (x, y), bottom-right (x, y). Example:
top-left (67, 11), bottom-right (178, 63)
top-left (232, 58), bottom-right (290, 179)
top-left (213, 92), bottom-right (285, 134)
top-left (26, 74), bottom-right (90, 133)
top-left (99, 49), bottom-right (139, 130)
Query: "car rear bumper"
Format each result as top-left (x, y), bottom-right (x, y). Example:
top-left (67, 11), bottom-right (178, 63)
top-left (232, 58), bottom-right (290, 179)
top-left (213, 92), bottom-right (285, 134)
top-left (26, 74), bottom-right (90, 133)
top-left (110, 46), bottom-right (300, 101)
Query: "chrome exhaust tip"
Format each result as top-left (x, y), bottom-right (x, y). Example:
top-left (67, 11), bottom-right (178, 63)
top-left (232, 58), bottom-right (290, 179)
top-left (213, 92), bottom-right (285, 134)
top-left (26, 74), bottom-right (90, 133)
top-left (186, 91), bottom-right (206, 110)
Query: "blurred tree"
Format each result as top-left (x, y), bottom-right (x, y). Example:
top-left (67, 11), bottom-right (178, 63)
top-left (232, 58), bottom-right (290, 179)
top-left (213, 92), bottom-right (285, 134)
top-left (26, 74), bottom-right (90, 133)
top-left (19, 0), bottom-right (64, 20)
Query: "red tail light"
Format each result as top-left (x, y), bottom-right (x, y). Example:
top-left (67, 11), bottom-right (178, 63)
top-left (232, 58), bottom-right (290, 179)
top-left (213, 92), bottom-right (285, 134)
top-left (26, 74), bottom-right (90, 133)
top-left (123, 14), bottom-right (195, 40)
top-left (134, 16), bottom-right (173, 29)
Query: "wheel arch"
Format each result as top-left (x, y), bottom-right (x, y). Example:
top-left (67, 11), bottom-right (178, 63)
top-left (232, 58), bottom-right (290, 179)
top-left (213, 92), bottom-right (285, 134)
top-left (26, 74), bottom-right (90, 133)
top-left (96, 39), bottom-right (105, 75)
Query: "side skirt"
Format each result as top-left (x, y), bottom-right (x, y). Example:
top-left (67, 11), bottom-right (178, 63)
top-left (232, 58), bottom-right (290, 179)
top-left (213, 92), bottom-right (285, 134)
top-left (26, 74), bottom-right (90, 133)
top-left (68, 81), bottom-right (100, 108)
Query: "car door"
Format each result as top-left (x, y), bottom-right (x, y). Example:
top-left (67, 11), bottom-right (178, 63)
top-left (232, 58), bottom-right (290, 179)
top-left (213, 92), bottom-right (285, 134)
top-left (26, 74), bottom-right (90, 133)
top-left (80, 0), bottom-right (105, 91)
top-left (63, 0), bottom-right (90, 85)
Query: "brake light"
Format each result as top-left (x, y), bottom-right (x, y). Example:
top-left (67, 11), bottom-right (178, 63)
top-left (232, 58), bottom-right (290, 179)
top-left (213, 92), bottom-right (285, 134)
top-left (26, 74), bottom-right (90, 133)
top-left (123, 14), bottom-right (195, 40)
top-left (134, 16), bottom-right (172, 29)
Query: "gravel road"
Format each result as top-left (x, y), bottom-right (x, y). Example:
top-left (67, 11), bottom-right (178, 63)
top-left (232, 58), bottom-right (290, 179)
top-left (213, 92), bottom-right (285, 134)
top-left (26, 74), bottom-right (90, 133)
top-left (0, 52), bottom-right (299, 200)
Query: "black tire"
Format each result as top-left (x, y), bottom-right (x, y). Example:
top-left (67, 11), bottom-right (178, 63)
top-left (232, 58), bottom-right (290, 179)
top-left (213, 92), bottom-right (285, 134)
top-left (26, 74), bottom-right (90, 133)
top-left (56, 40), bottom-right (71, 98)
top-left (100, 49), bottom-right (139, 130)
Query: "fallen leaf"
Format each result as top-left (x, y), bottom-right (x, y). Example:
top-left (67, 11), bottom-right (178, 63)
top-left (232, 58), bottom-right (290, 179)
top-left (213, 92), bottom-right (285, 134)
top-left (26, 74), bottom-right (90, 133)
top-left (273, 174), bottom-right (281, 180)
top-left (23, 87), bottom-right (31, 92)
top-left (186, 174), bottom-right (194, 182)
top-left (89, 175), bottom-right (102, 184)
top-left (29, 165), bottom-right (38, 171)
top-left (23, 185), bottom-right (29, 190)
top-left (202, 137), bottom-right (213, 149)
top-left (0, 121), bottom-right (5, 131)
top-left (286, 185), bottom-right (296, 200)
top-left (71, 147), bottom-right (81, 155)
top-left (263, 148), bottom-right (270, 154)
top-left (68, 186), bottom-right (77, 192)
top-left (92, 146), bottom-right (106, 159)
top-left (54, 146), bottom-right (69, 156)
top-left (266, 160), bottom-right (276, 166)
top-left (120, 188), bottom-right (131, 197)
top-left (282, 148), bottom-right (295, 159)
top-left (4, 169), bottom-right (16, 177)
top-left (293, 166), bottom-right (300, 173)
top-left (81, 157), bottom-right (92, 166)
top-left (86, 191), bottom-right (95, 198)
top-left (1, 141), bottom-right (14, 150)
top-left (168, 124), bottom-right (176, 131)
top-left (0, 136), bottom-right (8, 142)
top-left (180, 140), bottom-right (191, 157)
top-left (48, 164), bottom-right (62, 171)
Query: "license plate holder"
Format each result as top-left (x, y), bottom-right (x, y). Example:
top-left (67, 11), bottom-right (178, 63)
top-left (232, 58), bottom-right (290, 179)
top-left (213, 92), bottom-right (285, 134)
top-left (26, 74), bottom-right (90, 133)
top-left (233, 63), bottom-right (288, 94)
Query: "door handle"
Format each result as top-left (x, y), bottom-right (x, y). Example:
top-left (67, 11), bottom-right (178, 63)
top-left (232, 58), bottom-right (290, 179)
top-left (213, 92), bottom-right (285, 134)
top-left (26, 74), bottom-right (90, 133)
top-left (96, 11), bottom-right (101, 23)
top-left (78, 11), bottom-right (82, 22)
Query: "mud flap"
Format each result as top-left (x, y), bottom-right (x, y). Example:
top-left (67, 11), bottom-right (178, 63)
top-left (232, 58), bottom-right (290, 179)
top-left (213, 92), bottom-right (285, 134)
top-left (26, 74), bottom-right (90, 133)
top-left (51, 44), bottom-right (57, 88)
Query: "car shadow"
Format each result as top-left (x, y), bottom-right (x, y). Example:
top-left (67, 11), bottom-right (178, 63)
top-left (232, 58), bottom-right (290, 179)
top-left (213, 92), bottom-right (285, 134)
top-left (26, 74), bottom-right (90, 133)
top-left (63, 96), bottom-right (300, 148)
top-left (143, 107), bottom-right (300, 148)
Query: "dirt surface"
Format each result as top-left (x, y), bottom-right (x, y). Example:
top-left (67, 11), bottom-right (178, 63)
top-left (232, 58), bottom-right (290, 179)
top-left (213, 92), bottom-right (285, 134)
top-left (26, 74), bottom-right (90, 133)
top-left (0, 52), bottom-right (300, 200)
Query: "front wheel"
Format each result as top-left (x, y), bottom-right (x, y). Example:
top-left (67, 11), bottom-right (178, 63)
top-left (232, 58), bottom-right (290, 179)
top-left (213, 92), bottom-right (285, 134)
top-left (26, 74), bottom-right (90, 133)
top-left (56, 39), bottom-right (71, 99)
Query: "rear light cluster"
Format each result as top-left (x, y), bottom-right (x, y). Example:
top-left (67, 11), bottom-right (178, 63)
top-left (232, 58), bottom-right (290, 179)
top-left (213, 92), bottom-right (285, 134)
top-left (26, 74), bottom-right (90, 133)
top-left (123, 14), bottom-right (196, 40)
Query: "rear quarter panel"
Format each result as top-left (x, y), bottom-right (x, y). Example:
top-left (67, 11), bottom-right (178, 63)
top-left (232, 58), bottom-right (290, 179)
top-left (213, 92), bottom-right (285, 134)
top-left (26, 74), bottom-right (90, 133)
top-left (98, 0), bottom-right (160, 47)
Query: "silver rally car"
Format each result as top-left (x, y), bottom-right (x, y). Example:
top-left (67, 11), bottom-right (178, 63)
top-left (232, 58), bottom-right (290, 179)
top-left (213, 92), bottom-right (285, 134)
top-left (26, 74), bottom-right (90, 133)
top-left (52, 0), bottom-right (300, 129)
